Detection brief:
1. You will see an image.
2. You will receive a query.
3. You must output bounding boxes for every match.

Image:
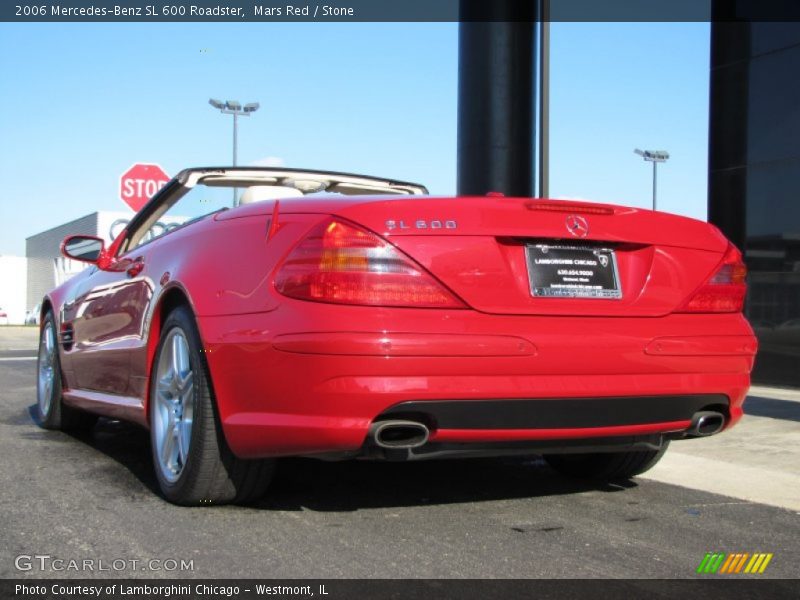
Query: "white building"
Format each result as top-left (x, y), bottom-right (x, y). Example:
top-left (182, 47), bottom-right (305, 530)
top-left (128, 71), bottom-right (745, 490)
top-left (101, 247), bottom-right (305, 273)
top-left (0, 255), bottom-right (27, 324)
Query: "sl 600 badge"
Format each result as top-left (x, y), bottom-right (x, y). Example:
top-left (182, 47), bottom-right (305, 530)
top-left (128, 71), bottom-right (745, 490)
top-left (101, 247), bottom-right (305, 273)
top-left (385, 219), bottom-right (458, 230)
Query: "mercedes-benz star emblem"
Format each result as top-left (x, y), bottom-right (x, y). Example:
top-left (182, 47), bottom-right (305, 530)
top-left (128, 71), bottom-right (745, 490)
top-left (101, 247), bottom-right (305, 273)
top-left (565, 215), bottom-right (589, 238)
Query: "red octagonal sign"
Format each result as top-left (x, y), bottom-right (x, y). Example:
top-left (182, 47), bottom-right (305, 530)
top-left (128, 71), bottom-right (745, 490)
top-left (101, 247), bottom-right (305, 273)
top-left (119, 163), bottom-right (170, 212)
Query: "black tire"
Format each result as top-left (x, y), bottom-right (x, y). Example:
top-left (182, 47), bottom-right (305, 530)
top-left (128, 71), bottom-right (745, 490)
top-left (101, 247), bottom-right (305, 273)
top-left (36, 311), bottom-right (97, 431)
top-left (543, 442), bottom-right (670, 481)
top-left (149, 305), bottom-right (274, 506)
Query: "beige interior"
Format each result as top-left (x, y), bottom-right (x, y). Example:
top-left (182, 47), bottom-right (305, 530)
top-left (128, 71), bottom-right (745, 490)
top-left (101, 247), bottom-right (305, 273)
top-left (239, 186), bottom-right (305, 204)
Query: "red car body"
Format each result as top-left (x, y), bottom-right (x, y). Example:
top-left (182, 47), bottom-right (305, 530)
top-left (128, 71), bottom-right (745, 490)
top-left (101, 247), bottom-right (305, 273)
top-left (39, 168), bottom-right (757, 502)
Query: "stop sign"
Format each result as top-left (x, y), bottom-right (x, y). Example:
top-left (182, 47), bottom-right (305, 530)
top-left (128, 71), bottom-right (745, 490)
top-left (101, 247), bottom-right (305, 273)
top-left (119, 163), bottom-right (170, 211)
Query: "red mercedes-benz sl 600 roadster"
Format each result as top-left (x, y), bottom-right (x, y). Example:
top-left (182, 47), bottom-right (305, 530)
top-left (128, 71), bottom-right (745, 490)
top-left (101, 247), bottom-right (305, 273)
top-left (36, 168), bottom-right (757, 505)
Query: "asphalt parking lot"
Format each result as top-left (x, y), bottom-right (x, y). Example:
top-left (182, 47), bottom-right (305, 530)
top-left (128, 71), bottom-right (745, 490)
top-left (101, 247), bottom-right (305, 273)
top-left (1, 326), bottom-right (798, 579)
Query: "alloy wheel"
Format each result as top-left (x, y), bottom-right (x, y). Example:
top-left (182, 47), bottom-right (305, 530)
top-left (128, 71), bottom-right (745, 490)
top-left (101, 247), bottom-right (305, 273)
top-left (153, 329), bottom-right (195, 483)
top-left (37, 322), bottom-right (56, 416)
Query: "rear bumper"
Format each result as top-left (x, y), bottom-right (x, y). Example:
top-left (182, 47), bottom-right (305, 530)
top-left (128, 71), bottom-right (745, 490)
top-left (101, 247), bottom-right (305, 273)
top-left (197, 307), bottom-right (756, 459)
top-left (380, 395), bottom-right (727, 430)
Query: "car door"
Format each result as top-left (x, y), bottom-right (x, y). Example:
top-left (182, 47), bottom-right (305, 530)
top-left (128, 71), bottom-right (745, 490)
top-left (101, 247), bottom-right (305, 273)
top-left (66, 253), bottom-right (153, 396)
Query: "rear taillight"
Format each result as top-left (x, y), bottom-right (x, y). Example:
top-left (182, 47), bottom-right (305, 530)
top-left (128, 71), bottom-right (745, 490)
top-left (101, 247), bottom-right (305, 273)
top-left (274, 219), bottom-right (466, 308)
top-left (677, 244), bottom-right (747, 313)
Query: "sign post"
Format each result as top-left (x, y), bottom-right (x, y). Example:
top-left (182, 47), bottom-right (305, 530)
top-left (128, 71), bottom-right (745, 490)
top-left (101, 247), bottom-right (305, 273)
top-left (119, 163), bottom-right (170, 211)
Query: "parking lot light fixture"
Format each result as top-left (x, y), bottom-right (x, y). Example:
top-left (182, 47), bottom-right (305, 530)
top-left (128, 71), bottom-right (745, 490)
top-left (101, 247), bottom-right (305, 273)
top-left (208, 98), bottom-right (260, 168)
top-left (209, 98), bottom-right (260, 204)
top-left (634, 148), bottom-right (669, 211)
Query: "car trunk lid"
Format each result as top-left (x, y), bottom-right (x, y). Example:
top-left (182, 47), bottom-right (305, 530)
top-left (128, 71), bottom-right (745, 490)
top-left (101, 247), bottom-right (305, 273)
top-left (331, 196), bottom-right (730, 317)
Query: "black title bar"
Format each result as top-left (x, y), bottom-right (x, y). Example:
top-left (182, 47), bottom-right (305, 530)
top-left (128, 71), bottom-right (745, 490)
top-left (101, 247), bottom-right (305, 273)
top-left (3, 0), bottom-right (800, 22)
top-left (5, 579), bottom-right (800, 600)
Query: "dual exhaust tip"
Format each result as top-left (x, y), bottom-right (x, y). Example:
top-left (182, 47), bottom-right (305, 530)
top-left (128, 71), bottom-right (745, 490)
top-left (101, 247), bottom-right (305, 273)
top-left (369, 420), bottom-right (430, 449)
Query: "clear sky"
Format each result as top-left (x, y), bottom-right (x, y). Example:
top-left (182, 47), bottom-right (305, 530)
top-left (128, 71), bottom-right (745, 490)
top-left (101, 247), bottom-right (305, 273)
top-left (0, 20), bottom-right (710, 256)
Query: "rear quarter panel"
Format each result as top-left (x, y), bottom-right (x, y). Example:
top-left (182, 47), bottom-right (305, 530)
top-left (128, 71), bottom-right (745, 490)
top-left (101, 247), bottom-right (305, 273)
top-left (125, 210), bottom-right (327, 399)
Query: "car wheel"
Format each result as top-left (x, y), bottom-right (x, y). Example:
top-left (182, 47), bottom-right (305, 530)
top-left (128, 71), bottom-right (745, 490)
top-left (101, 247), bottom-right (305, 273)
top-left (36, 311), bottom-right (97, 431)
top-left (543, 442), bottom-right (670, 481)
top-left (150, 306), bottom-right (274, 506)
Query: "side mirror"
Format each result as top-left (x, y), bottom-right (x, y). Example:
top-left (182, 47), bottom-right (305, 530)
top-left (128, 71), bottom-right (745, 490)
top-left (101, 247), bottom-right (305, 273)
top-left (61, 235), bottom-right (105, 264)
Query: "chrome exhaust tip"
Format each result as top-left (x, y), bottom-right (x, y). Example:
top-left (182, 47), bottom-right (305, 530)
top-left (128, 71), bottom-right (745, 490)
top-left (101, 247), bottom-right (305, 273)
top-left (688, 411), bottom-right (726, 437)
top-left (369, 420), bottom-right (430, 449)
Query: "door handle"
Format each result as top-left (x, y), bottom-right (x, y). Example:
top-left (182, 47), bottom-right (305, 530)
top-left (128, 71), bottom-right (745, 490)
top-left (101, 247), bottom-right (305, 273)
top-left (127, 258), bottom-right (145, 277)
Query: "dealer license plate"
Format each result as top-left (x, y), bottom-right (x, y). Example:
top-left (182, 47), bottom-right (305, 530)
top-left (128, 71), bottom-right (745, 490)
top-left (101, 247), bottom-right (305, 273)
top-left (526, 244), bottom-right (622, 299)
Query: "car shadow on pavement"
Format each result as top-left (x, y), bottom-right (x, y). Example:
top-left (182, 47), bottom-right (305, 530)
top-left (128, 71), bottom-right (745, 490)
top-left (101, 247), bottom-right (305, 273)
top-left (258, 457), bottom-right (636, 512)
top-left (25, 405), bottom-right (162, 496)
top-left (25, 406), bottom-right (636, 510)
top-left (744, 395), bottom-right (800, 423)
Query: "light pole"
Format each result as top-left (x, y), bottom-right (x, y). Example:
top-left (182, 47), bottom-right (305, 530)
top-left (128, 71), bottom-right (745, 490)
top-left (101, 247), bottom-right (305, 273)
top-left (209, 98), bottom-right (259, 203)
top-left (634, 148), bottom-right (669, 210)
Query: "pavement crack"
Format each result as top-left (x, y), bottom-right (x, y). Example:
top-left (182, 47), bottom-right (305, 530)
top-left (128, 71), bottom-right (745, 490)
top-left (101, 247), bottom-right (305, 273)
top-left (511, 525), bottom-right (564, 533)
